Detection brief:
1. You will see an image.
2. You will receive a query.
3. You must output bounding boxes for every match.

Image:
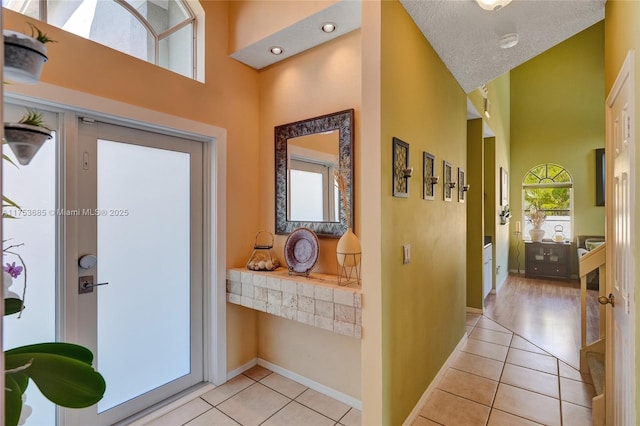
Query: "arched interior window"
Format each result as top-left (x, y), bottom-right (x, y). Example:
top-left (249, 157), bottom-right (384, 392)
top-left (522, 163), bottom-right (573, 240)
top-left (2, 0), bottom-right (199, 80)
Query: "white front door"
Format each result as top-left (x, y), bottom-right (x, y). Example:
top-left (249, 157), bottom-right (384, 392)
top-left (605, 50), bottom-right (636, 426)
top-left (70, 119), bottom-right (204, 425)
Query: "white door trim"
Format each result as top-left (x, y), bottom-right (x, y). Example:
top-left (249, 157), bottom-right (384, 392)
top-left (4, 82), bottom-right (228, 417)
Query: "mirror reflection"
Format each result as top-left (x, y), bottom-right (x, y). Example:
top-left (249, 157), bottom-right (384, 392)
top-left (288, 131), bottom-right (340, 222)
top-left (275, 109), bottom-right (354, 237)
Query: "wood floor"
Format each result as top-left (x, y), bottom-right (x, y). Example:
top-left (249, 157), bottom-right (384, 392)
top-left (484, 273), bottom-right (600, 369)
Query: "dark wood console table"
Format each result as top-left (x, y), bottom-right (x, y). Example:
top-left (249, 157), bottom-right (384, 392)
top-left (525, 241), bottom-right (571, 280)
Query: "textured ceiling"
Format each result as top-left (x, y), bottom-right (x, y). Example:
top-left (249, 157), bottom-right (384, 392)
top-left (231, 0), bottom-right (605, 94)
top-left (400, 0), bottom-right (605, 93)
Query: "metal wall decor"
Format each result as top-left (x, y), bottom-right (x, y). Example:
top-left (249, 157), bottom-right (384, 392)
top-left (443, 160), bottom-right (453, 201)
top-left (423, 151), bottom-right (437, 200)
top-left (393, 137), bottom-right (410, 197)
top-left (458, 168), bottom-right (468, 203)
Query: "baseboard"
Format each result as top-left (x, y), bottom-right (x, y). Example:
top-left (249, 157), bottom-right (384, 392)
top-left (402, 333), bottom-right (468, 425)
top-left (226, 358), bottom-right (258, 381)
top-left (466, 307), bottom-right (483, 314)
top-left (257, 358), bottom-right (362, 410)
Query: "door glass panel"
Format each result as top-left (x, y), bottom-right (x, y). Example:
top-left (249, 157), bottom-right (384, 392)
top-left (96, 140), bottom-right (191, 412)
top-left (3, 136), bottom-right (57, 425)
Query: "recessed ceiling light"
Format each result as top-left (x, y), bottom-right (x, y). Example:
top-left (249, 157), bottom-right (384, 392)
top-left (321, 23), bottom-right (336, 33)
top-left (498, 33), bottom-right (519, 49)
top-left (475, 0), bottom-right (512, 11)
top-left (270, 47), bottom-right (284, 55)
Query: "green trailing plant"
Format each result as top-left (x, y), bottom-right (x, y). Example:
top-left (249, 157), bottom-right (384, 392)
top-left (27, 23), bottom-right (56, 45)
top-left (16, 109), bottom-right (51, 131)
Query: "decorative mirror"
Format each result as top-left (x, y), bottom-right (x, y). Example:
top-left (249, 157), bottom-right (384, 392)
top-left (275, 109), bottom-right (354, 237)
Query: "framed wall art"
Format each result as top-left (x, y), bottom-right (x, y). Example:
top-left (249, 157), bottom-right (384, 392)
top-left (443, 160), bottom-right (453, 202)
top-left (423, 151), bottom-right (436, 200)
top-left (595, 148), bottom-right (605, 206)
top-left (393, 137), bottom-right (410, 197)
top-left (500, 166), bottom-right (509, 206)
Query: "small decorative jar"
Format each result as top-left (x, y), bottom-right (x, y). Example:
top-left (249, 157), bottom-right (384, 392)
top-left (553, 225), bottom-right (565, 243)
top-left (246, 231), bottom-right (280, 271)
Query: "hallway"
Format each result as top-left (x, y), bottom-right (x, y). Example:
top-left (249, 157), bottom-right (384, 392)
top-left (484, 274), bottom-right (600, 369)
top-left (413, 314), bottom-right (595, 425)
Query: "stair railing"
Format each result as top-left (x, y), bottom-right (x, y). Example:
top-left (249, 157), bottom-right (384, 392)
top-left (579, 242), bottom-right (606, 348)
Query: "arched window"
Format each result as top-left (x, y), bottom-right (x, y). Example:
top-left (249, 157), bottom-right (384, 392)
top-left (3, 0), bottom-right (201, 80)
top-left (522, 163), bottom-right (573, 240)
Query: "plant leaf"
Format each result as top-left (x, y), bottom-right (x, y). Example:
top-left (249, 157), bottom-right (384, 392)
top-left (4, 298), bottom-right (24, 316)
top-left (5, 352), bottom-right (105, 408)
top-left (2, 153), bottom-right (19, 168)
top-left (5, 374), bottom-right (24, 426)
top-left (6, 342), bottom-right (94, 365)
top-left (3, 195), bottom-right (21, 209)
top-left (8, 372), bottom-right (30, 394)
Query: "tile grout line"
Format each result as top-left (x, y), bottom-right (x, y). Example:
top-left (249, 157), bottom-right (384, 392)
top-left (485, 321), bottom-right (508, 426)
top-left (557, 357), bottom-right (564, 426)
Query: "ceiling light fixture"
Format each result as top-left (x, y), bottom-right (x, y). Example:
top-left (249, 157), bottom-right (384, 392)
top-left (321, 23), bottom-right (336, 33)
top-left (475, 0), bottom-right (512, 11)
top-left (498, 33), bottom-right (519, 49)
top-left (269, 46), bottom-right (284, 55)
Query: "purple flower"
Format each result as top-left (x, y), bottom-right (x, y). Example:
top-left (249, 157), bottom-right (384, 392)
top-left (4, 262), bottom-right (23, 279)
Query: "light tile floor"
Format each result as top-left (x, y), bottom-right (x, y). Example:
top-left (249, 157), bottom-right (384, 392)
top-left (413, 313), bottom-right (595, 426)
top-left (144, 313), bottom-right (595, 426)
top-left (144, 365), bottom-right (361, 426)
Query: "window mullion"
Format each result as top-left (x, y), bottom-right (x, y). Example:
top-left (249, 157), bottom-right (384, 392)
top-left (157, 18), bottom-right (194, 40)
top-left (114, 0), bottom-right (158, 38)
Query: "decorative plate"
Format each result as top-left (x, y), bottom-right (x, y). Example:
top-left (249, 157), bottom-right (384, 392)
top-left (284, 228), bottom-right (319, 276)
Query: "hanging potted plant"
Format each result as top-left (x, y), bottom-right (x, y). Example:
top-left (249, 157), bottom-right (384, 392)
top-left (4, 23), bottom-right (56, 84)
top-left (4, 109), bottom-right (53, 165)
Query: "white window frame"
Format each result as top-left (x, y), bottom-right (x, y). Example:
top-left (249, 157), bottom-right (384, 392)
top-left (4, 0), bottom-right (205, 81)
top-left (522, 164), bottom-right (574, 241)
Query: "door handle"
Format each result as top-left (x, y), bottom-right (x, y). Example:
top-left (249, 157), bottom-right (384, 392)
top-left (598, 293), bottom-right (615, 307)
top-left (79, 275), bottom-right (109, 294)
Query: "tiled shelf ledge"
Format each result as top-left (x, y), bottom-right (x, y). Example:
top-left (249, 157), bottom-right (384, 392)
top-left (227, 268), bottom-right (362, 339)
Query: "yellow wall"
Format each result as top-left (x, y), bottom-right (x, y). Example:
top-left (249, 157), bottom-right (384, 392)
top-left (466, 119), bottom-right (484, 309)
top-left (3, 2), bottom-right (263, 372)
top-left (380, 2), bottom-right (467, 423)
top-left (485, 75), bottom-right (511, 289)
top-left (511, 21), bottom-right (605, 275)
top-left (467, 73), bottom-right (511, 305)
top-left (604, 0), bottom-right (640, 416)
top-left (256, 29), bottom-right (362, 397)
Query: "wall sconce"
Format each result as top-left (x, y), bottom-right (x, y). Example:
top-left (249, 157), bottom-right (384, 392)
top-left (448, 181), bottom-right (457, 189)
top-left (427, 176), bottom-right (439, 184)
top-left (462, 184), bottom-right (471, 192)
top-left (403, 167), bottom-right (414, 178)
